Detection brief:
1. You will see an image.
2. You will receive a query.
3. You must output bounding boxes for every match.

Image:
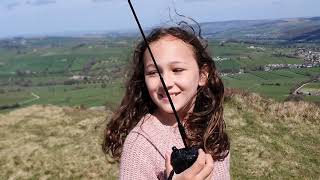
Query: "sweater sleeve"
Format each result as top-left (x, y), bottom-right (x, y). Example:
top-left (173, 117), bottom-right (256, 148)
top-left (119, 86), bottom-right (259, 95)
top-left (119, 131), bottom-right (160, 180)
top-left (212, 153), bottom-right (230, 180)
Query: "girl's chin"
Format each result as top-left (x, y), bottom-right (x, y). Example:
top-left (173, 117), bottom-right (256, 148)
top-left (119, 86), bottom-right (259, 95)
top-left (157, 106), bottom-right (178, 114)
top-left (157, 105), bottom-right (187, 116)
top-left (159, 108), bottom-right (176, 114)
top-left (157, 103), bottom-right (194, 117)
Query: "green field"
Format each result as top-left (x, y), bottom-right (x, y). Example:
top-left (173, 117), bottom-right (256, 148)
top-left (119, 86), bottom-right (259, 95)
top-left (298, 81), bottom-right (320, 102)
top-left (0, 82), bottom-right (124, 109)
top-left (301, 81), bottom-right (320, 93)
top-left (222, 67), bottom-right (320, 101)
top-left (209, 42), bottom-right (304, 71)
top-left (0, 36), bottom-right (133, 76)
top-left (0, 37), bottom-right (319, 110)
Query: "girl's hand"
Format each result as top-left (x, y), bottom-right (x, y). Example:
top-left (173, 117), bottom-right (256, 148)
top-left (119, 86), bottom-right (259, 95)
top-left (165, 149), bottom-right (214, 180)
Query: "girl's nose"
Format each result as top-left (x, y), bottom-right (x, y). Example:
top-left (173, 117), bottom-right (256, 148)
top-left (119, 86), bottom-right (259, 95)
top-left (162, 72), bottom-right (174, 89)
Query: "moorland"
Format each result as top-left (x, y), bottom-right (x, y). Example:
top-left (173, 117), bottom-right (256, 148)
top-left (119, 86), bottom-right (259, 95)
top-left (0, 16), bottom-right (319, 179)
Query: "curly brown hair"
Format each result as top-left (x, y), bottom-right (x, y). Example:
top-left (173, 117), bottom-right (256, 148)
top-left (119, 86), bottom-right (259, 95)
top-left (102, 26), bottom-right (229, 162)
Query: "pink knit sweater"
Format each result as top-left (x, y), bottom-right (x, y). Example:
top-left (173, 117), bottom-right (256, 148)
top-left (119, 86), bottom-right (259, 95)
top-left (119, 114), bottom-right (230, 180)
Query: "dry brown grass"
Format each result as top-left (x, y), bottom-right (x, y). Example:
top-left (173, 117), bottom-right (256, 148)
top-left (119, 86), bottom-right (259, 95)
top-left (224, 91), bottom-right (320, 179)
top-left (0, 105), bottom-right (118, 179)
top-left (0, 92), bottom-right (319, 179)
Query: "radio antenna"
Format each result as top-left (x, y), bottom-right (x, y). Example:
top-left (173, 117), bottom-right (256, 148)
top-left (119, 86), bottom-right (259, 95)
top-left (128, 0), bottom-right (188, 148)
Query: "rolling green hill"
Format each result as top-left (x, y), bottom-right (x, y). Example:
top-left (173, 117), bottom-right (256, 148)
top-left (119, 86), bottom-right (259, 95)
top-left (199, 17), bottom-right (320, 42)
top-left (107, 16), bottom-right (320, 43)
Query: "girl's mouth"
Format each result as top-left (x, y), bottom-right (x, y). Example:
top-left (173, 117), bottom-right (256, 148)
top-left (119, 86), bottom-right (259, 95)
top-left (159, 92), bottom-right (180, 100)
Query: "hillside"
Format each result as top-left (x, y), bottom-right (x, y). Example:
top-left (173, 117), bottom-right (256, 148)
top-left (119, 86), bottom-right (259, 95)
top-left (0, 92), bottom-right (319, 179)
top-left (200, 17), bottom-right (320, 42)
top-left (102, 16), bottom-right (320, 43)
top-left (0, 105), bottom-right (118, 179)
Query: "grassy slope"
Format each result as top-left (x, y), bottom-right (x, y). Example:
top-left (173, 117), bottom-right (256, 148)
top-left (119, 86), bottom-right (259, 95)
top-left (0, 105), bottom-right (118, 179)
top-left (225, 93), bottom-right (320, 179)
top-left (0, 93), bottom-right (319, 179)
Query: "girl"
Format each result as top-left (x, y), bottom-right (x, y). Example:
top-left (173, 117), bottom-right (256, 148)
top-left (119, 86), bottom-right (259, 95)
top-left (102, 27), bottom-right (230, 180)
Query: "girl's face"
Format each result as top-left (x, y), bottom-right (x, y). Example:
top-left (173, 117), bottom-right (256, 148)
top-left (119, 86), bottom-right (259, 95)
top-left (143, 35), bottom-right (207, 117)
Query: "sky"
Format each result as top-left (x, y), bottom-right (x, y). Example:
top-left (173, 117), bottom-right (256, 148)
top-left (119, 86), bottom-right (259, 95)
top-left (0, 0), bottom-right (320, 38)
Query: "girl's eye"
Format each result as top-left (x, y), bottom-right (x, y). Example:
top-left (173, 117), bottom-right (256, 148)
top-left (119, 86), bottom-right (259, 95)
top-left (173, 68), bottom-right (184, 73)
top-left (146, 71), bottom-right (158, 76)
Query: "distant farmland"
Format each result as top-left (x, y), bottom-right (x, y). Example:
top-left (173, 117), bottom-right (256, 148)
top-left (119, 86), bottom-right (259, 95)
top-left (222, 67), bottom-right (320, 101)
top-left (0, 37), bottom-right (319, 110)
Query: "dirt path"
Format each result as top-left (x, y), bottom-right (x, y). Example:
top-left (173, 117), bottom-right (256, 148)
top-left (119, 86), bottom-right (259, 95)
top-left (20, 92), bottom-right (40, 105)
top-left (293, 83), bottom-right (309, 95)
top-left (0, 92), bottom-right (40, 111)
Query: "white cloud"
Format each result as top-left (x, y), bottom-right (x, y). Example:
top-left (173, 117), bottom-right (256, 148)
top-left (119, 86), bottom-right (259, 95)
top-left (5, 2), bottom-right (20, 9)
top-left (0, 0), bottom-right (56, 10)
top-left (26, 0), bottom-right (56, 6)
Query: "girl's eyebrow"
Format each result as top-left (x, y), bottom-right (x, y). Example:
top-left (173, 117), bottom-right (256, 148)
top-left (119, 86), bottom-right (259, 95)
top-left (170, 61), bottom-right (185, 64)
top-left (145, 64), bottom-right (156, 69)
top-left (146, 61), bottom-right (185, 69)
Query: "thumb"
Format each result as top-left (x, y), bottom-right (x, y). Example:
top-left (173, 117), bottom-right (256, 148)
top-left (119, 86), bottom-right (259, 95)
top-left (165, 153), bottom-right (173, 177)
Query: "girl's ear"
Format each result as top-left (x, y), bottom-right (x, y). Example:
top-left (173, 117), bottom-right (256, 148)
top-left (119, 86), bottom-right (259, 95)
top-left (199, 65), bottom-right (209, 86)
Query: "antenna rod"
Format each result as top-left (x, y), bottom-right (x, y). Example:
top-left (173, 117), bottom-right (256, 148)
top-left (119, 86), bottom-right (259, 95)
top-left (128, 0), bottom-right (188, 148)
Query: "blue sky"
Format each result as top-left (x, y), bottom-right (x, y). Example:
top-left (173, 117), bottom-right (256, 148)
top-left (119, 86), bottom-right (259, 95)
top-left (0, 0), bottom-right (319, 38)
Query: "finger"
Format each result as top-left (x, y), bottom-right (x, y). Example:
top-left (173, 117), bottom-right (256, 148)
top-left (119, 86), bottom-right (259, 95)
top-left (184, 149), bottom-right (206, 176)
top-left (165, 153), bottom-right (173, 177)
top-left (205, 171), bottom-right (213, 180)
top-left (196, 154), bottom-right (214, 180)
